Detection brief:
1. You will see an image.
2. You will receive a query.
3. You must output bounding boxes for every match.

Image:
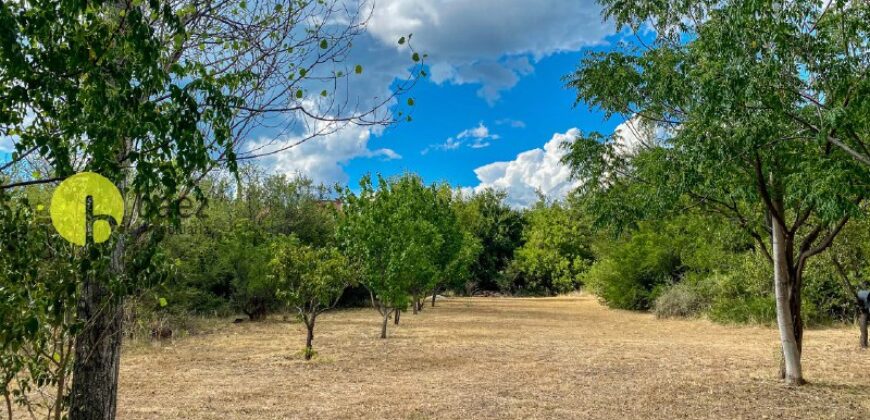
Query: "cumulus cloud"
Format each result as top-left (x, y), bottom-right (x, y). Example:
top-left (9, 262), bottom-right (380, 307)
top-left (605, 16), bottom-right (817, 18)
top-left (464, 128), bottom-right (581, 207)
top-left (422, 122), bottom-right (500, 154)
top-left (368, 0), bottom-right (612, 104)
top-left (248, 122), bottom-right (400, 185)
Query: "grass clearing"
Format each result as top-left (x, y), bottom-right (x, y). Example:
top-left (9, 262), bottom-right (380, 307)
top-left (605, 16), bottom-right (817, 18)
top-left (118, 296), bottom-right (869, 419)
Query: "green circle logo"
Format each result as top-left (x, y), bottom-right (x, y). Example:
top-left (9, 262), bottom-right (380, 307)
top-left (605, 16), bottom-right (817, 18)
top-left (50, 172), bottom-right (124, 246)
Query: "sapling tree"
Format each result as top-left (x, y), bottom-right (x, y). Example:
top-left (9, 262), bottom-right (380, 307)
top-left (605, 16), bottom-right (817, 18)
top-left (270, 235), bottom-right (351, 360)
top-left (338, 174), bottom-right (445, 337)
top-left (564, 0), bottom-right (869, 385)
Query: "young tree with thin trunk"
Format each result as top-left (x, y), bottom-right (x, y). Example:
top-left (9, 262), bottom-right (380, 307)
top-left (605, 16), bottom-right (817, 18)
top-left (564, 0), bottom-right (869, 385)
top-left (270, 235), bottom-right (352, 360)
top-left (337, 174), bottom-right (447, 338)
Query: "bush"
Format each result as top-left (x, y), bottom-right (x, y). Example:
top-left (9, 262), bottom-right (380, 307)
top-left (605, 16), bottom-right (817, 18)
top-left (653, 282), bottom-right (709, 318)
top-left (582, 224), bottom-right (684, 310)
top-left (709, 296), bottom-right (777, 325)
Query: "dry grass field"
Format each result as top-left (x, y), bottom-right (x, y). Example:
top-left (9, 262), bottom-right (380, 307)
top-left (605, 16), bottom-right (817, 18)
top-left (118, 296), bottom-right (869, 419)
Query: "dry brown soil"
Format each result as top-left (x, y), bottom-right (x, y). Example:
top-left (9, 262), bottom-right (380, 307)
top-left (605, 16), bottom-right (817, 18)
top-left (118, 296), bottom-right (870, 419)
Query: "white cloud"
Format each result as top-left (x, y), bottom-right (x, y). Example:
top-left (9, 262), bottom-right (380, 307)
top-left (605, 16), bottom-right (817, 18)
top-left (611, 116), bottom-right (670, 155)
top-left (422, 122), bottom-right (500, 154)
top-left (248, 122), bottom-right (400, 185)
top-left (464, 128), bottom-right (581, 207)
top-left (496, 118), bottom-right (526, 128)
top-left (368, 0), bottom-right (612, 104)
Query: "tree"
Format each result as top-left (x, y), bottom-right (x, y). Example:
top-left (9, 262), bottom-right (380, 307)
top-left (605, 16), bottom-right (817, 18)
top-left (0, 1), bottom-right (420, 418)
top-left (338, 174), bottom-right (445, 338)
top-left (270, 236), bottom-right (352, 360)
top-left (508, 198), bottom-right (594, 295)
top-left (564, 0), bottom-right (869, 385)
top-left (453, 189), bottom-right (525, 293)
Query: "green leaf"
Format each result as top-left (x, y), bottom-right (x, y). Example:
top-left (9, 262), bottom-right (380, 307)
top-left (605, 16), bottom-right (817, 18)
top-left (159, 297), bottom-right (168, 307)
top-left (407, 98), bottom-right (415, 106)
top-left (320, 39), bottom-right (328, 49)
top-left (296, 89), bottom-right (304, 99)
top-left (355, 64), bottom-right (363, 74)
top-left (398, 36), bottom-right (406, 45)
top-left (25, 317), bottom-right (38, 335)
top-left (412, 52), bottom-right (420, 62)
top-left (299, 68), bottom-right (307, 77)
top-left (320, 90), bottom-right (328, 97)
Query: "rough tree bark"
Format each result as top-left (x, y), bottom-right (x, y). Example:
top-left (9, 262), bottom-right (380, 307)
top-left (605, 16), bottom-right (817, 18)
top-left (69, 198), bottom-right (125, 420)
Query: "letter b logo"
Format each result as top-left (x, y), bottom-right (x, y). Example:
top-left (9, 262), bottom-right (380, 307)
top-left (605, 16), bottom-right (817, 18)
top-left (50, 172), bottom-right (124, 246)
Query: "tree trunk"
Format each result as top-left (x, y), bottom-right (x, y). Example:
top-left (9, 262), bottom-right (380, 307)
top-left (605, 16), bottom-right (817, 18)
top-left (412, 297), bottom-right (418, 314)
top-left (431, 290), bottom-right (437, 307)
top-left (69, 269), bottom-right (124, 419)
top-left (394, 309), bottom-right (401, 325)
top-left (304, 319), bottom-right (315, 360)
top-left (860, 310), bottom-right (868, 349)
top-left (69, 201), bottom-right (125, 420)
top-left (380, 309), bottom-right (390, 339)
top-left (771, 218), bottom-right (804, 385)
top-left (4, 388), bottom-right (12, 420)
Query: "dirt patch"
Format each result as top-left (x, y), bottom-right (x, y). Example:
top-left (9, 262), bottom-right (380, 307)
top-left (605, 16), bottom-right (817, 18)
top-left (118, 296), bottom-right (870, 419)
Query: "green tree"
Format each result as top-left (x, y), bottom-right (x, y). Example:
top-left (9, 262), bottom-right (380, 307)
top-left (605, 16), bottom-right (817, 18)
top-left (564, 0), bottom-right (869, 384)
top-left (270, 236), bottom-right (352, 360)
top-left (0, 1), bottom-right (420, 418)
top-left (338, 174), bottom-right (447, 338)
top-left (453, 189), bottom-right (525, 293)
top-left (508, 199), bottom-right (594, 295)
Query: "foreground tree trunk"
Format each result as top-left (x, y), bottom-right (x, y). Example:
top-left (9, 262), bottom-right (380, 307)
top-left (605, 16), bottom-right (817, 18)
top-left (771, 218), bottom-right (804, 385)
top-left (69, 202), bottom-right (125, 420)
top-left (69, 265), bottom-right (123, 419)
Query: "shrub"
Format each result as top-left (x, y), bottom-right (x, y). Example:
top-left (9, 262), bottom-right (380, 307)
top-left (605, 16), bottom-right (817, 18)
top-left (653, 282), bottom-right (709, 318)
top-left (709, 296), bottom-right (777, 325)
top-left (582, 225), bottom-right (683, 310)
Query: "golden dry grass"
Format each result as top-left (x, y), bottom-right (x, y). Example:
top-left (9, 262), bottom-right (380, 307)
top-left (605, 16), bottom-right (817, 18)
top-left (118, 296), bottom-right (870, 419)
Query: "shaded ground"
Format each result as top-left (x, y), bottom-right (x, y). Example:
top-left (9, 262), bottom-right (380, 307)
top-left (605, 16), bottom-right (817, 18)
top-left (119, 296), bottom-right (869, 419)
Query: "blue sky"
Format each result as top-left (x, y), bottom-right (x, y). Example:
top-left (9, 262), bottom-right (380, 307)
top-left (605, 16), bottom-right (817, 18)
top-left (2, 0), bottom-right (639, 207)
top-left (249, 0), bottom-right (636, 207)
top-left (343, 50), bottom-right (620, 190)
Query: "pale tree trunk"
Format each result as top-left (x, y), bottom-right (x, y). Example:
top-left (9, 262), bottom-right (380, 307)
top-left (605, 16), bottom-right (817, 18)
top-left (380, 308), bottom-right (391, 339)
top-left (412, 296), bottom-right (418, 315)
top-left (772, 217), bottom-right (804, 385)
